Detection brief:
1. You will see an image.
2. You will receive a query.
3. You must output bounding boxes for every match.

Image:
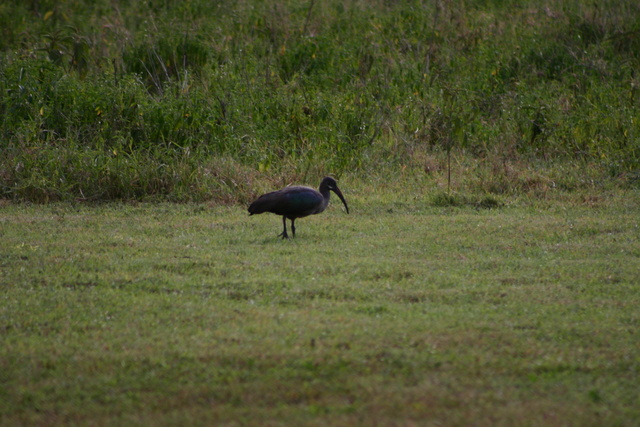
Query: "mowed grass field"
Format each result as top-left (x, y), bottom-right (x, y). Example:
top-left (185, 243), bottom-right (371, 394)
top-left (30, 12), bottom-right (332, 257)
top-left (1, 184), bottom-right (639, 426)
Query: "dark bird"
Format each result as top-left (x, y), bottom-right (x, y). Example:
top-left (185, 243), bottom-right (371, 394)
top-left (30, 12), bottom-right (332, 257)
top-left (248, 177), bottom-right (349, 239)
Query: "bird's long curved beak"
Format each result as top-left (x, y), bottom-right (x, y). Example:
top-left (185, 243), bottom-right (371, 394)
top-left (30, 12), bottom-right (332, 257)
top-left (332, 187), bottom-right (349, 214)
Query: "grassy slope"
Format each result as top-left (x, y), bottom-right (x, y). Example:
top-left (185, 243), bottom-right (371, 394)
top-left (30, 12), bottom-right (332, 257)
top-left (1, 187), bottom-right (639, 425)
top-left (1, 0), bottom-right (639, 201)
top-left (1, 0), bottom-right (639, 424)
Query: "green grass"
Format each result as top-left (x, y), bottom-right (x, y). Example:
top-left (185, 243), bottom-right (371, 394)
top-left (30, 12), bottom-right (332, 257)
top-left (1, 187), bottom-right (639, 425)
top-left (1, 0), bottom-right (639, 424)
top-left (1, 0), bottom-right (640, 201)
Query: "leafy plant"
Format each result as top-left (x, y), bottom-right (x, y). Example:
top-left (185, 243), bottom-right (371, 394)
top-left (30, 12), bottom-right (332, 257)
top-left (1, 0), bottom-right (639, 202)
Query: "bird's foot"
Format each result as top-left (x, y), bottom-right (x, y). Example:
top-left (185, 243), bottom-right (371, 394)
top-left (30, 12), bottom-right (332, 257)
top-left (278, 232), bottom-right (289, 239)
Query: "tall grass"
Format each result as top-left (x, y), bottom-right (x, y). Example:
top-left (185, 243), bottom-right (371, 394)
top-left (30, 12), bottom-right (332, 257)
top-left (1, 0), bottom-right (639, 201)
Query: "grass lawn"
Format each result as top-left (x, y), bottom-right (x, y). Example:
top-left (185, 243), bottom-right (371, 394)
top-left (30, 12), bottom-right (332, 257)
top-left (1, 187), bottom-right (639, 425)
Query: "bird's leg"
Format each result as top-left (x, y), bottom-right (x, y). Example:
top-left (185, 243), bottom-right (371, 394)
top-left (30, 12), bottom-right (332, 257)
top-left (278, 216), bottom-right (289, 239)
top-left (291, 218), bottom-right (296, 238)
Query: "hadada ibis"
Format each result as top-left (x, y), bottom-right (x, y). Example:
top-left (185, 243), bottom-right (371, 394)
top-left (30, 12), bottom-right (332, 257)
top-left (248, 177), bottom-right (349, 239)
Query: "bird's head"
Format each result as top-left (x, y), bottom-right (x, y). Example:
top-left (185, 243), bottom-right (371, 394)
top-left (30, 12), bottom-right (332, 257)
top-left (320, 177), bottom-right (349, 214)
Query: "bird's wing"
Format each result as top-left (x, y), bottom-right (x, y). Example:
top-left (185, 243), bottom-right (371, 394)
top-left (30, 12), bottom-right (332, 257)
top-left (249, 186), bottom-right (322, 216)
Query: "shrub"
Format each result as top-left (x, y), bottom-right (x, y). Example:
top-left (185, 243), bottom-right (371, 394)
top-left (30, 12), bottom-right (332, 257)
top-left (1, 0), bottom-right (639, 201)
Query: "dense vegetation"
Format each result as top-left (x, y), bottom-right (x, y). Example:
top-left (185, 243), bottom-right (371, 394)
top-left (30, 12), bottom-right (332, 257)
top-left (1, 0), bottom-right (639, 202)
top-left (2, 2), bottom-right (639, 424)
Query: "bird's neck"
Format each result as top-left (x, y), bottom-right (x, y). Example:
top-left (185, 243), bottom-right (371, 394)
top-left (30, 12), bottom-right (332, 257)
top-left (318, 187), bottom-right (331, 210)
top-left (319, 186), bottom-right (331, 200)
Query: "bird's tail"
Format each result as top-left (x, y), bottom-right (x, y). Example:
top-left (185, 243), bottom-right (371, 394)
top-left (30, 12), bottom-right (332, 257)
top-left (248, 191), bottom-right (280, 215)
top-left (248, 199), bottom-right (266, 215)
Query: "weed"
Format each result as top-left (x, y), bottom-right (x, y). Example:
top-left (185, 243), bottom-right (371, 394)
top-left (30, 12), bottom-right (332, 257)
top-left (1, 0), bottom-right (639, 202)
